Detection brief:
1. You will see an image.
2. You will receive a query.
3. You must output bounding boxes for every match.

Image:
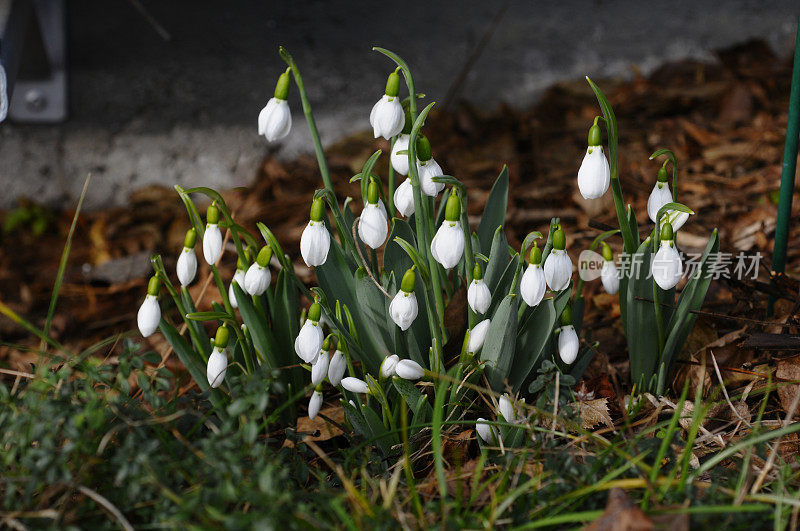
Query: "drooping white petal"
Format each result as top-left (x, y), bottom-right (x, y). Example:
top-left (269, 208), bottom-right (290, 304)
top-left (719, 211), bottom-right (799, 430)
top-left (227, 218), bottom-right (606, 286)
top-left (311, 351), bottom-right (330, 386)
top-left (228, 269), bottom-right (246, 309)
top-left (327, 350), bottom-right (347, 386)
top-left (389, 291), bottom-right (418, 330)
top-left (393, 178), bottom-right (415, 217)
top-left (300, 221), bottom-right (331, 267)
top-left (498, 394), bottom-right (516, 423)
top-left (380, 354), bottom-right (400, 378)
top-left (258, 97), bottom-right (292, 141)
top-left (176, 247), bottom-right (197, 287)
top-left (652, 241), bottom-right (683, 290)
top-left (341, 377), bottom-right (369, 394)
top-left (543, 249), bottom-right (573, 292)
top-left (294, 319), bottom-right (324, 363)
top-left (665, 209), bottom-right (690, 233)
top-left (467, 319), bottom-right (491, 353)
top-left (431, 221), bottom-right (465, 270)
top-left (418, 158), bottom-right (445, 197)
top-left (391, 134), bottom-right (411, 175)
top-left (520, 264), bottom-right (546, 307)
top-left (601, 260), bottom-right (619, 295)
top-left (369, 94), bottom-right (404, 139)
top-left (244, 263), bottom-right (271, 296)
top-left (476, 418), bottom-right (498, 445)
top-left (558, 325), bottom-right (579, 364)
top-left (358, 202), bottom-right (388, 249)
top-left (308, 390), bottom-right (323, 420)
top-left (137, 294), bottom-right (161, 337)
top-left (467, 279), bottom-right (491, 314)
top-left (577, 146), bottom-right (611, 199)
top-left (202, 224), bottom-right (223, 266)
top-left (206, 346), bottom-right (228, 388)
top-left (647, 182), bottom-right (673, 224)
top-left (395, 359), bottom-right (425, 381)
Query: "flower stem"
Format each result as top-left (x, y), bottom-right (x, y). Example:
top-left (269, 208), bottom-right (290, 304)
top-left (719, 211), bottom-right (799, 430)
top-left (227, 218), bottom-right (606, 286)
top-left (388, 136), bottom-right (397, 214)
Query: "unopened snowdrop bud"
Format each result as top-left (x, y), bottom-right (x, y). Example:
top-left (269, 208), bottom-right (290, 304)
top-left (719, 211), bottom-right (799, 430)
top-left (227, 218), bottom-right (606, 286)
top-left (244, 246), bottom-right (273, 296)
top-left (467, 319), bottom-right (491, 354)
top-left (311, 350), bottom-right (330, 386)
top-left (389, 268), bottom-right (419, 330)
top-left (380, 354), bottom-right (400, 378)
top-left (476, 418), bottom-right (498, 445)
top-left (258, 69), bottom-right (292, 141)
top-left (647, 166), bottom-right (673, 224)
top-left (341, 377), bottom-right (370, 394)
top-left (203, 203), bottom-right (223, 266)
top-left (600, 242), bottom-right (620, 295)
top-left (431, 192), bottom-right (465, 269)
top-left (416, 135), bottom-right (445, 197)
top-left (468, 263), bottom-right (491, 315)
top-left (176, 228), bottom-right (198, 287)
top-left (557, 307), bottom-right (579, 365)
top-left (370, 69), bottom-right (405, 139)
top-left (498, 394), bottom-right (516, 423)
top-left (520, 244), bottom-right (547, 307)
top-left (544, 228), bottom-right (572, 292)
top-left (137, 276), bottom-right (161, 337)
top-left (393, 178), bottom-right (415, 218)
top-left (652, 223), bottom-right (683, 290)
top-left (207, 326), bottom-right (230, 388)
top-left (391, 116), bottom-right (412, 175)
top-left (295, 301), bottom-right (324, 363)
top-left (228, 255), bottom-right (247, 309)
top-left (577, 117), bottom-right (611, 199)
top-left (300, 197), bottom-right (331, 267)
top-left (358, 180), bottom-right (389, 249)
top-left (308, 388), bottom-right (323, 420)
top-left (328, 349), bottom-right (347, 386)
top-left (395, 359), bottom-right (425, 381)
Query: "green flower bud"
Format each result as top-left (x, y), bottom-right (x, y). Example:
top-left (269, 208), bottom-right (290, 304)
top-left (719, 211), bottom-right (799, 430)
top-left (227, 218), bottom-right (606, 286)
top-left (401, 267), bottom-right (417, 293)
top-left (657, 165), bottom-right (668, 183)
top-left (552, 228), bottom-right (566, 251)
top-left (215, 325), bottom-right (230, 348)
top-left (385, 68), bottom-right (401, 98)
top-left (322, 335), bottom-right (331, 351)
top-left (416, 135), bottom-right (432, 162)
top-left (588, 116), bottom-right (602, 147)
top-left (560, 305), bottom-right (573, 327)
top-left (660, 221), bottom-right (674, 241)
top-left (184, 227), bottom-right (197, 249)
top-left (256, 245), bottom-right (273, 267)
top-left (444, 191), bottom-right (461, 222)
top-left (601, 241), bottom-right (613, 261)
top-left (146, 275), bottom-right (161, 296)
top-left (310, 196), bottom-right (325, 222)
top-left (473, 262), bottom-right (483, 280)
top-left (529, 244), bottom-right (542, 265)
top-left (308, 301), bottom-right (322, 322)
top-left (206, 202), bottom-right (220, 225)
top-left (274, 69), bottom-right (291, 100)
top-left (367, 179), bottom-right (380, 205)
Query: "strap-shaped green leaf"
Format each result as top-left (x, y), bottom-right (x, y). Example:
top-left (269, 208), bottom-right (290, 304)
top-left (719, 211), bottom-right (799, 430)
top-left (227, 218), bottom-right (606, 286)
top-left (510, 296), bottom-right (558, 391)
top-left (484, 225), bottom-right (511, 293)
top-left (477, 165), bottom-right (509, 254)
top-left (232, 283), bottom-right (280, 370)
top-left (480, 293), bottom-right (520, 391)
top-left (625, 241), bottom-right (662, 390)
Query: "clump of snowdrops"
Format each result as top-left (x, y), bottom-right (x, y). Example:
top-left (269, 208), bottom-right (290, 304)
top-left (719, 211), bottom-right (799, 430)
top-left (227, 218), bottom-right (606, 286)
top-left (137, 47), bottom-right (719, 449)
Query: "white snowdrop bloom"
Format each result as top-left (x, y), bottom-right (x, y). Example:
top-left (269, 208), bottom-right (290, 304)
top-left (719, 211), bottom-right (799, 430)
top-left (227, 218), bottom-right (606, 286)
top-left (244, 245), bottom-right (273, 296)
top-left (258, 70), bottom-right (292, 141)
top-left (520, 245), bottom-right (546, 307)
top-left (498, 394), bottom-right (516, 423)
top-left (544, 250), bottom-right (572, 292)
top-left (476, 418), bottom-right (498, 445)
top-left (202, 224), bottom-right (223, 266)
top-left (358, 199), bottom-right (388, 249)
top-left (206, 346), bottom-right (228, 388)
top-left (647, 180), bottom-right (673, 224)
top-left (328, 350), bottom-right (347, 386)
top-left (393, 178), bottom-right (415, 217)
top-left (389, 288), bottom-right (418, 331)
top-left (176, 247), bottom-right (197, 287)
top-left (467, 319), bottom-right (491, 354)
top-left (391, 133), bottom-right (411, 175)
top-left (601, 260), bottom-right (619, 295)
top-left (380, 354), bottom-right (400, 378)
top-left (370, 70), bottom-right (404, 139)
top-left (558, 325), bottom-right (579, 364)
top-left (228, 269), bottom-right (246, 309)
top-left (308, 390), bottom-right (323, 420)
top-left (577, 147), bottom-right (611, 199)
top-left (652, 241), bottom-right (683, 290)
top-left (137, 294), bottom-right (161, 338)
top-left (468, 278), bottom-right (491, 315)
top-left (300, 197), bottom-right (331, 267)
top-left (418, 158), bottom-right (445, 197)
top-left (341, 377), bottom-right (370, 394)
top-left (295, 304), bottom-right (324, 363)
top-left (311, 351), bottom-right (330, 386)
top-left (395, 359), bottom-right (425, 381)
top-left (431, 220), bottom-right (464, 269)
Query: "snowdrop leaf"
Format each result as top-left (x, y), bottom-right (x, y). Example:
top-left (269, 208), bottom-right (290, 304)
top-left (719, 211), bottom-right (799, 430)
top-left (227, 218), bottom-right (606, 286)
top-left (431, 175), bottom-right (462, 187)
top-left (271, 269), bottom-right (301, 371)
top-left (484, 226), bottom-right (510, 293)
top-left (392, 237), bottom-right (431, 285)
top-left (233, 283), bottom-right (280, 370)
top-left (180, 287), bottom-right (211, 356)
top-left (354, 267), bottom-right (393, 358)
top-left (477, 165), bottom-right (509, 254)
top-left (625, 241), bottom-right (662, 390)
top-left (185, 311), bottom-right (232, 322)
top-left (486, 253), bottom-right (519, 317)
top-left (510, 297), bottom-right (558, 391)
top-left (480, 294), bottom-right (519, 391)
top-left (384, 219), bottom-right (416, 282)
top-left (392, 377), bottom-right (431, 419)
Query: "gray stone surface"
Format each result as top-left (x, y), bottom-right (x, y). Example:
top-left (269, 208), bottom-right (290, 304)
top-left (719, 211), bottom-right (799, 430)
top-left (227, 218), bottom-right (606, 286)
top-left (0, 0), bottom-right (797, 209)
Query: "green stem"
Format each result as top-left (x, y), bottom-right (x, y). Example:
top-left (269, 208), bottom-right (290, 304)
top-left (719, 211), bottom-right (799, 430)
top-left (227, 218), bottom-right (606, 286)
top-left (210, 264), bottom-right (253, 372)
top-left (388, 136), bottom-right (397, 214)
top-left (458, 188), bottom-right (477, 328)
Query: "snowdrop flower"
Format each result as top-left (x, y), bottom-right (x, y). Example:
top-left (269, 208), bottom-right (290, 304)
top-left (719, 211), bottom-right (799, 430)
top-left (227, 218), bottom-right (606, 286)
top-left (476, 418), bottom-right (498, 445)
top-left (258, 69), bottom-right (292, 141)
top-left (577, 117), bottom-right (610, 199)
top-left (244, 246), bottom-right (273, 296)
top-left (207, 326), bottom-right (230, 388)
top-left (369, 69), bottom-right (405, 140)
top-left (202, 203), bottom-right (223, 266)
top-left (295, 302), bottom-right (324, 363)
top-left (416, 135), bottom-right (445, 197)
top-left (137, 276), bottom-right (161, 337)
top-left (328, 349), bottom-right (347, 386)
top-left (665, 208), bottom-right (690, 233)
top-left (391, 132), bottom-right (411, 175)
top-left (393, 178), bottom-right (415, 218)
top-left (358, 179), bottom-right (389, 249)
top-left (647, 166), bottom-right (673, 224)
top-left (600, 243), bottom-right (619, 295)
top-left (380, 354), bottom-right (400, 378)
top-left (396, 359), bottom-right (425, 381)
top-left (498, 394), bottom-right (516, 423)
top-left (520, 244), bottom-right (547, 307)
top-left (557, 307), bottom-right (579, 365)
top-left (308, 389), bottom-right (323, 420)
top-left (300, 197), bottom-right (331, 267)
top-left (467, 319), bottom-right (491, 354)
top-left (652, 223), bottom-right (683, 290)
top-left (389, 268), bottom-right (418, 330)
top-left (431, 192), bottom-right (465, 269)
top-left (311, 349), bottom-right (330, 386)
top-left (341, 377), bottom-right (370, 394)
top-left (176, 228), bottom-right (198, 287)
top-left (543, 227), bottom-right (572, 292)
top-left (468, 263), bottom-right (491, 315)
top-left (228, 261), bottom-right (246, 309)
